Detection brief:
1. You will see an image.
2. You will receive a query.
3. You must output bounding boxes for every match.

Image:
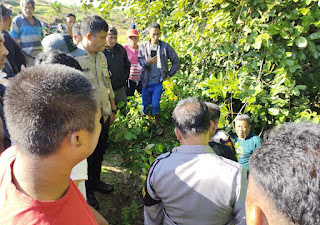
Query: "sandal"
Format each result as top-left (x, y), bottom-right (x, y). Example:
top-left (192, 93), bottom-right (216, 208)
top-left (156, 125), bottom-right (164, 136)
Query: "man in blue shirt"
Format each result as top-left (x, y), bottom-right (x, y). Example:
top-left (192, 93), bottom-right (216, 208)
top-left (232, 114), bottom-right (262, 172)
top-left (10, 0), bottom-right (44, 67)
top-left (138, 22), bottom-right (179, 135)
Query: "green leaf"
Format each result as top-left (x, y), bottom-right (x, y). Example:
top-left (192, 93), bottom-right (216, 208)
top-left (300, 8), bottom-right (309, 15)
top-left (254, 33), bottom-right (271, 49)
top-left (146, 144), bottom-right (155, 150)
top-left (142, 167), bottom-right (147, 174)
top-left (156, 144), bottom-right (164, 153)
top-left (145, 148), bottom-right (152, 155)
top-left (248, 97), bottom-right (256, 104)
top-left (124, 131), bottom-right (133, 140)
top-left (308, 32), bottom-right (320, 40)
top-left (296, 85), bottom-right (307, 90)
top-left (149, 156), bottom-right (155, 165)
top-left (292, 87), bottom-right (300, 96)
top-left (268, 108), bottom-right (280, 116)
top-left (268, 24), bottom-right (282, 35)
top-left (294, 36), bottom-right (308, 48)
top-left (306, 0), bottom-right (312, 5)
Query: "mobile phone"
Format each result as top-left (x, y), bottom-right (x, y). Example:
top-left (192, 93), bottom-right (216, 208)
top-left (151, 50), bottom-right (157, 58)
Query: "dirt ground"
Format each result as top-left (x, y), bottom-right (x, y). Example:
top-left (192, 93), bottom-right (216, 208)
top-left (96, 153), bottom-right (144, 225)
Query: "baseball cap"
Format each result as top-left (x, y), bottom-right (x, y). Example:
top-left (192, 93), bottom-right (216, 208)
top-left (127, 29), bottom-right (139, 37)
top-left (42, 33), bottom-right (77, 53)
top-left (1, 4), bottom-right (12, 19)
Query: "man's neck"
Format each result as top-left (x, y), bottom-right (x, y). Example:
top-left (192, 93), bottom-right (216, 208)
top-left (66, 29), bottom-right (72, 37)
top-left (129, 44), bottom-right (138, 49)
top-left (180, 133), bottom-right (209, 146)
top-left (80, 40), bottom-right (97, 55)
top-left (12, 150), bottom-right (71, 201)
top-left (150, 40), bottom-right (159, 45)
top-left (105, 45), bottom-right (114, 50)
top-left (23, 14), bottom-right (33, 21)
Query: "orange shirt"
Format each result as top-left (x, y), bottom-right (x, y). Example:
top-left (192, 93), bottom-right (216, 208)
top-left (0, 147), bottom-right (98, 225)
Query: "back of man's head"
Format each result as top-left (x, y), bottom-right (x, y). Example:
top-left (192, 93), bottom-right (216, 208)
top-left (72, 22), bottom-right (81, 36)
top-left (80, 15), bottom-right (108, 37)
top-left (205, 102), bottom-right (220, 122)
top-left (36, 50), bottom-right (82, 71)
top-left (4, 64), bottom-right (97, 156)
top-left (247, 122), bottom-right (320, 225)
top-left (172, 97), bottom-right (210, 136)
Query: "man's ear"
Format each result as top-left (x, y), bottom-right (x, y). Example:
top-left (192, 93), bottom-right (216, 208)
top-left (214, 121), bottom-right (219, 131)
top-left (70, 132), bottom-right (82, 148)
top-left (86, 32), bottom-right (92, 41)
top-left (174, 128), bottom-right (182, 141)
top-left (247, 205), bottom-right (267, 225)
top-left (209, 120), bottom-right (215, 134)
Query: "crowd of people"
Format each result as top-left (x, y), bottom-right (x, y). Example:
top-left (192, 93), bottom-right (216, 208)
top-left (0, 0), bottom-right (319, 225)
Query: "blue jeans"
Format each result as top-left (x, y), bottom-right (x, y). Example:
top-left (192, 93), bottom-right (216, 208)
top-left (142, 83), bottom-right (163, 114)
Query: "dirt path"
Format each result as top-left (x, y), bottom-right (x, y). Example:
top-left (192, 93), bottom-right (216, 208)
top-left (97, 153), bottom-right (144, 225)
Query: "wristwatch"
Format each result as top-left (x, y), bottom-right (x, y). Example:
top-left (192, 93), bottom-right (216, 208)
top-left (112, 109), bottom-right (117, 114)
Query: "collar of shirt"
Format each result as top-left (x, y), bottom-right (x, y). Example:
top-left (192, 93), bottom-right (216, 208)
top-left (172, 145), bottom-right (214, 154)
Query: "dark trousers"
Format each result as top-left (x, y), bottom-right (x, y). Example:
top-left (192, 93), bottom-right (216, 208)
top-left (86, 117), bottom-right (109, 193)
top-left (126, 79), bottom-right (142, 96)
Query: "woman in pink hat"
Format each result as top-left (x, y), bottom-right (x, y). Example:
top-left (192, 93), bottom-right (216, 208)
top-left (124, 28), bottom-right (142, 96)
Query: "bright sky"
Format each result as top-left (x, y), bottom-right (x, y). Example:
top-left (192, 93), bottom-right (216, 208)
top-left (47, 0), bottom-right (81, 6)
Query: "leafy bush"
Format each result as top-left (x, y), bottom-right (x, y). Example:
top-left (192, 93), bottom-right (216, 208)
top-left (86, 0), bottom-right (320, 173)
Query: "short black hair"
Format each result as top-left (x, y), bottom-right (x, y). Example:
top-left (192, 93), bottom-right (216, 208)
top-left (172, 97), bottom-right (210, 136)
top-left (148, 22), bottom-right (160, 30)
top-left (72, 22), bottom-right (81, 36)
top-left (35, 50), bottom-right (82, 71)
top-left (205, 102), bottom-right (220, 122)
top-left (4, 64), bottom-right (97, 156)
top-left (108, 26), bottom-right (117, 35)
top-left (65, 13), bottom-right (76, 19)
top-left (250, 122), bottom-right (320, 225)
top-left (80, 15), bottom-right (108, 37)
top-left (20, 0), bottom-right (35, 9)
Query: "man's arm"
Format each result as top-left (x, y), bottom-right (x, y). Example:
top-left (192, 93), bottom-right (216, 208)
top-left (120, 45), bottom-right (131, 81)
top-left (166, 44), bottom-right (179, 77)
top-left (143, 161), bottom-right (164, 225)
top-left (138, 43), bottom-right (149, 69)
top-left (10, 17), bottom-right (21, 45)
top-left (109, 97), bottom-right (116, 126)
top-left (233, 168), bottom-right (248, 225)
top-left (89, 205), bottom-right (109, 225)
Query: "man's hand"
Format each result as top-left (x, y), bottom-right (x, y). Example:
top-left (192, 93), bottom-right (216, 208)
top-left (109, 112), bottom-right (116, 126)
top-left (147, 56), bottom-right (157, 65)
top-left (89, 205), bottom-right (109, 225)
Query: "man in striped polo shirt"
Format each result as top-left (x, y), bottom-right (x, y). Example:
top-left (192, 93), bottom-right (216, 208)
top-left (10, 0), bottom-right (44, 67)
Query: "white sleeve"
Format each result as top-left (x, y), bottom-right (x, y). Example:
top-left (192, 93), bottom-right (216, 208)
top-left (70, 159), bottom-right (88, 181)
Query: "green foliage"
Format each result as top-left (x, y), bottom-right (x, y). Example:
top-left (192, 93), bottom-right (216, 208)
top-left (50, 1), bottom-right (63, 15)
top-left (122, 200), bottom-right (139, 225)
top-left (89, 0), bottom-right (320, 171)
top-left (109, 93), bottom-right (179, 176)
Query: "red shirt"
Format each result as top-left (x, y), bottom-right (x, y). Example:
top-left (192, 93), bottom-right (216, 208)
top-left (0, 147), bottom-right (98, 225)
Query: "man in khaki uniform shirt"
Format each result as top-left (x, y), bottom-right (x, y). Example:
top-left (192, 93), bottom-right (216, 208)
top-left (71, 15), bottom-right (116, 210)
